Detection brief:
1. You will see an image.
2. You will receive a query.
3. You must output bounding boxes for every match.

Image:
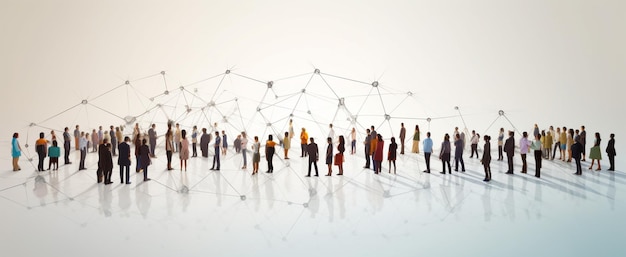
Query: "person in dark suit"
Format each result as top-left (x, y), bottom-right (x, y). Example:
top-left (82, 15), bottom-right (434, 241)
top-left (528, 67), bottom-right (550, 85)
top-left (454, 133), bottom-right (465, 172)
top-left (482, 135), bottom-right (492, 182)
top-left (504, 131), bottom-right (515, 174)
top-left (200, 128), bottom-right (209, 157)
top-left (325, 137), bottom-right (333, 176)
top-left (118, 136), bottom-right (132, 184)
top-left (63, 127), bottom-right (72, 164)
top-left (139, 139), bottom-right (151, 182)
top-left (572, 138), bottom-right (583, 175)
top-left (606, 133), bottom-right (616, 171)
top-left (98, 139), bottom-right (113, 184)
top-left (109, 125), bottom-right (117, 156)
top-left (211, 131), bottom-right (221, 170)
top-left (363, 129), bottom-right (371, 168)
top-left (306, 137), bottom-right (319, 177)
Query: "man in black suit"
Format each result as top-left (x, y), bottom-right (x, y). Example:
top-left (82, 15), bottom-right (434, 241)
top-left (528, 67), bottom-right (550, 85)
top-left (200, 128), bottom-right (210, 158)
top-left (606, 133), bottom-right (616, 171)
top-left (118, 136), bottom-right (132, 184)
top-left (306, 137), bottom-right (319, 177)
top-left (571, 138), bottom-right (583, 175)
top-left (504, 131), bottom-right (515, 174)
top-left (98, 139), bottom-right (114, 184)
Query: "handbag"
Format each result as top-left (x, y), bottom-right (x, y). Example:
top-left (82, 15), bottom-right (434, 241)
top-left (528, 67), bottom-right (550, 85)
top-left (334, 153), bottom-right (343, 165)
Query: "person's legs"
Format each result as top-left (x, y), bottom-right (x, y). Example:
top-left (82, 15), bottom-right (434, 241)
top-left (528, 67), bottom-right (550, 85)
top-left (424, 152), bottom-right (431, 172)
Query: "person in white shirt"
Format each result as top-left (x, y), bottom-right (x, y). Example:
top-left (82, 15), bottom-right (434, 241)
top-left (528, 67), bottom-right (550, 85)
top-left (470, 130), bottom-right (480, 158)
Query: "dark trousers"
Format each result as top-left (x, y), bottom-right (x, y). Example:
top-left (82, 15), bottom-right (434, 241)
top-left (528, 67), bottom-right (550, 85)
top-left (143, 166), bottom-right (149, 180)
top-left (111, 140), bottom-right (117, 156)
top-left (498, 145), bottom-right (503, 160)
top-left (64, 141), bottom-right (71, 164)
top-left (483, 161), bottom-right (491, 179)
top-left (301, 144), bottom-right (307, 157)
top-left (364, 146), bottom-right (371, 168)
top-left (534, 150), bottom-right (542, 177)
top-left (104, 168), bottom-right (112, 183)
top-left (37, 152), bottom-right (45, 171)
top-left (166, 150), bottom-right (173, 168)
top-left (455, 156), bottom-right (465, 171)
top-left (470, 144), bottom-right (478, 158)
top-left (136, 156), bottom-right (141, 172)
top-left (266, 148), bottom-right (274, 172)
top-left (212, 147), bottom-right (220, 169)
top-left (507, 154), bottom-right (514, 173)
top-left (424, 152), bottom-right (431, 171)
top-left (574, 158), bottom-right (582, 174)
top-left (192, 143), bottom-right (197, 157)
top-left (521, 154), bottom-right (527, 172)
top-left (242, 149), bottom-right (247, 166)
top-left (441, 153), bottom-right (451, 173)
top-left (553, 142), bottom-right (560, 159)
top-left (609, 155), bottom-right (615, 170)
top-left (79, 149), bottom-right (86, 169)
top-left (150, 140), bottom-right (156, 156)
top-left (120, 165), bottom-right (130, 183)
top-left (308, 159), bottom-right (319, 176)
top-left (400, 141), bottom-right (405, 154)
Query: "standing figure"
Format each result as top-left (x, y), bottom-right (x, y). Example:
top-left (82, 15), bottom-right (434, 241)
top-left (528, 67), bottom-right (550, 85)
top-left (115, 127), bottom-right (123, 150)
top-left (289, 119), bottom-right (294, 140)
top-left (222, 130), bottom-right (228, 156)
top-left (567, 129), bottom-right (575, 162)
top-left (606, 134), bottom-right (616, 171)
top-left (439, 134), bottom-right (451, 174)
top-left (552, 126), bottom-right (560, 160)
top-left (497, 128), bottom-right (504, 161)
top-left (191, 126), bottom-right (198, 157)
top-left (482, 135), bottom-right (492, 182)
top-left (180, 130), bottom-right (189, 171)
top-left (174, 123), bottom-right (181, 153)
top-left (265, 135), bottom-right (276, 173)
top-left (580, 125), bottom-right (587, 161)
top-left (283, 132), bottom-right (290, 159)
top-left (325, 137), bottom-right (333, 176)
top-left (412, 125), bottom-right (420, 153)
top-left (350, 127), bottom-right (357, 155)
top-left (252, 136), bottom-right (260, 175)
top-left (35, 132), bottom-right (48, 172)
top-left (118, 136), bottom-right (131, 184)
top-left (470, 130), bottom-right (479, 158)
top-left (543, 130), bottom-right (553, 159)
top-left (98, 139), bottom-right (113, 184)
top-left (388, 137), bottom-right (397, 174)
top-left (139, 139), bottom-right (151, 182)
top-left (74, 125), bottom-right (80, 150)
top-left (241, 132), bottom-right (249, 169)
top-left (519, 132), bottom-right (530, 174)
top-left (48, 141), bottom-right (60, 171)
top-left (328, 124), bottom-right (335, 145)
top-left (234, 135), bottom-right (242, 154)
top-left (589, 132), bottom-right (602, 171)
top-left (211, 131), bottom-right (221, 170)
top-left (134, 135), bottom-right (142, 173)
top-left (531, 133), bottom-right (542, 178)
top-left (504, 131), bottom-right (516, 174)
top-left (572, 138), bottom-right (583, 175)
top-left (11, 133), bottom-right (22, 171)
top-left (63, 127), bottom-right (72, 164)
top-left (336, 135), bottom-right (345, 175)
top-left (369, 126), bottom-right (378, 169)
top-left (373, 134), bottom-right (384, 174)
top-left (109, 125), bottom-right (117, 156)
top-left (454, 133), bottom-right (465, 172)
top-left (363, 128), bottom-right (371, 168)
top-left (300, 128), bottom-right (309, 157)
top-left (200, 128), bottom-right (210, 157)
top-left (399, 123), bottom-right (406, 154)
top-left (148, 124), bottom-right (157, 157)
top-left (306, 138), bottom-right (319, 177)
top-left (422, 132), bottom-right (433, 173)
top-left (559, 127), bottom-right (567, 161)
top-left (79, 132), bottom-right (87, 170)
top-left (165, 124), bottom-right (174, 171)
top-left (91, 129), bottom-right (99, 152)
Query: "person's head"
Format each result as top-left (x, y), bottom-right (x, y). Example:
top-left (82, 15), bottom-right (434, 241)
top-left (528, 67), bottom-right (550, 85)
top-left (103, 138), bottom-right (108, 144)
top-left (53, 141), bottom-right (58, 147)
top-left (575, 129), bottom-right (580, 134)
top-left (549, 125), bottom-right (554, 130)
top-left (391, 137), bottom-right (396, 143)
top-left (64, 127), bottom-right (69, 132)
top-left (268, 135), bottom-right (273, 140)
top-left (427, 132), bottom-right (431, 138)
top-left (302, 128), bottom-right (306, 132)
top-left (110, 125), bottom-right (114, 130)
top-left (534, 124), bottom-right (538, 128)
top-left (523, 131), bottom-right (528, 138)
top-left (289, 119), bottom-right (293, 124)
top-left (536, 134), bottom-right (541, 140)
top-left (556, 127), bottom-right (560, 132)
top-left (456, 134), bottom-right (460, 139)
top-left (176, 123), bottom-right (179, 128)
top-left (285, 132), bottom-right (289, 137)
top-left (237, 135), bottom-right (241, 139)
top-left (124, 136), bottom-right (130, 142)
top-left (416, 125), bottom-right (420, 131)
top-left (351, 127), bottom-right (355, 132)
top-left (581, 125), bottom-right (585, 130)
top-left (193, 125), bottom-right (197, 130)
top-left (142, 138), bottom-right (147, 145)
top-left (329, 123), bottom-right (333, 128)
top-left (500, 127), bottom-right (504, 132)
top-left (339, 135), bottom-right (345, 144)
top-left (13, 133), bottom-right (18, 138)
top-left (215, 131), bottom-right (219, 136)
top-left (610, 133), bottom-right (615, 139)
top-left (254, 136), bottom-right (258, 142)
top-left (202, 128), bottom-right (207, 133)
top-left (596, 132), bottom-right (601, 139)
top-left (541, 130), bottom-right (546, 136)
top-left (366, 128), bottom-right (370, 133)
top-left (509, 131), bottom-right (514, 137)
top-left (563, 126), bottom-right (567, 131)
top-left (310, 137), bottom-right (315, 143)
top-left (181, 130), bottom-right (187, 139)
top-left (472, 130), bottom-right (476, 135)
top-left (378, 134), bottom-right (383, 141)
top-left (116, 127), bottom-right (120, 131)
top-left (76, 125), bottom-right (79, 129)
top-left (242, 131), bottom-right (246, 138)
top-left (327, 137), bottom-right (332, 143)
top-left (371, 125), bottom-right (375, 130)
top-left (39, 132), bottom-right (44, 139)
top-left (444, 133), bottom-right (449, 141)
top-left (99, 126), bottom-right (102, 130)
top-left (86, 133), bottom-right (89, 137)
top-left (484, 135), bottom-right (490, 141)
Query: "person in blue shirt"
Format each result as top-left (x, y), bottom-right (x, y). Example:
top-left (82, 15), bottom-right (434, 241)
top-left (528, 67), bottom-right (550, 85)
top-left (422, 132), bottom-right (433, 173)
top-left (12, 133), bottom-right (22, 171)
top-left (48, 140), bottom-right (61, 171)
top-left (211, 131), bottom-right (221, 170)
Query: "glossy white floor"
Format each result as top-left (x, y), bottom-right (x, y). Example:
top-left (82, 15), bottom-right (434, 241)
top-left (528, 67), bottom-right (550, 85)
top-left (1, 145), bottom-right (623, 257)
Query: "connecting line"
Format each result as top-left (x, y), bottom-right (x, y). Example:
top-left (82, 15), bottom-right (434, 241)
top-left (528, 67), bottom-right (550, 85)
top-left (317, 74), bottom-right (341, 99)
top-left (387, 95), bottom-right (410, 114)
top-left (131, 72), bottom-right (162, 83)
top-left (210, 74), bottom-right (228, 103)
top-left (287, 73), bottom-right (316, 115)
top-left (36, 102), bottom-right (82, 125)
top-left (456, 108), bottom-right (469, 131)
top-left (354, 87), bottom-right (375, 119)
top-left (88, 103), bottom-right (125, 120)
top-left (483, 115), bottom-right (502, 135)
top-left (321, 72), bottom-right (371, 86)
top-left (90, 83), bottom-right (127, 102)
top-left (230, 72), bottom-right (267, 85)
top-left (162, 73), bottom-right (169, 92)
top-left (502, 114), bottom-right (522, 137)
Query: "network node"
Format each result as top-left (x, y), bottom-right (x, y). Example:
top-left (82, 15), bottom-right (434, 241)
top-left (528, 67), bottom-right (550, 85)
top-left (234, 97), bottom-right (238, 102)
top-left (427, 118), bottom-right (432, 122)
top-left (24, 144), bottom-right (29, 148)
top-left (186, 107), bottom-right (192, 113)
top-left (225, 69), bottom-right (230, 74)
top-left (266, 123), bottom-right (272, 127)
top-left (407, 91), bottom-right (413, 96)
top-left (149, 97), bottom-right (154, 102)
top-left (285, 162), bottom-right (290, 167)
top-left (384, 114), bottom-right (391, 121)
top-left (307, 110), bottom-right (311, 115)
top-left (157, 104), bottom-right (163, 108)
top-left (372, 81), bottom-right (379, 87)
top-left (240, 195), bottom-right (246, 201)
top-left (303, 203), bottom-right (309, 208)
top-left (498, 110), bottom-right (505, 116)
top-left (208, 101), bottom-right (216, 107)
top-left (289, 113), bottom-right (294, 117)
top-left (383, 190), bottom-right (391, 198)
top-left (194, 88), bottom-right (198, 93)
top-left (81, 100), bottom-right (88, 105)
top-left (28, 158), bottom-right (33, 161)
top-left (179, 86), bottom-right (184, 91)
top-left (267, 81), bottom-right (273, 89)
top-left (223, 116), bottom-right (228, 122)
top-left (256, 107), bottom-right (261, 112)
top-left (179, 186), bottom-right (189, 194)
top-left (338, 98), bottom-right (345, 106)
top-left (314, 68), bottom-right (320, 74)
top-left (454, 106), bottom-right (459, 110)
top-left (164, 90), bottom-right (169, 95)
top-left (125, 80), bottom-right (130, 85)
top-left (301, 89), bottom-right (306, 93)
top-left (124, 116), bottom-right (137, 125)
top-left (29, 123), bottom-right (36, 127)
top-left (160, 71), bottom-right (165, 75)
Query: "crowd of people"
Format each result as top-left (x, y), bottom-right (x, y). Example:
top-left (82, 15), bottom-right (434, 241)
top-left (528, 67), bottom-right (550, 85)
top-left (10, 120), bottom-right (617, 185)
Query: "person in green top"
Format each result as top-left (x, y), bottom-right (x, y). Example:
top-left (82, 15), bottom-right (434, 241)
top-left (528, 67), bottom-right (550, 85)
top-left (411, 125), bottom-right (420, 153)
top-left (48, 140), bottom-right (61, 171)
